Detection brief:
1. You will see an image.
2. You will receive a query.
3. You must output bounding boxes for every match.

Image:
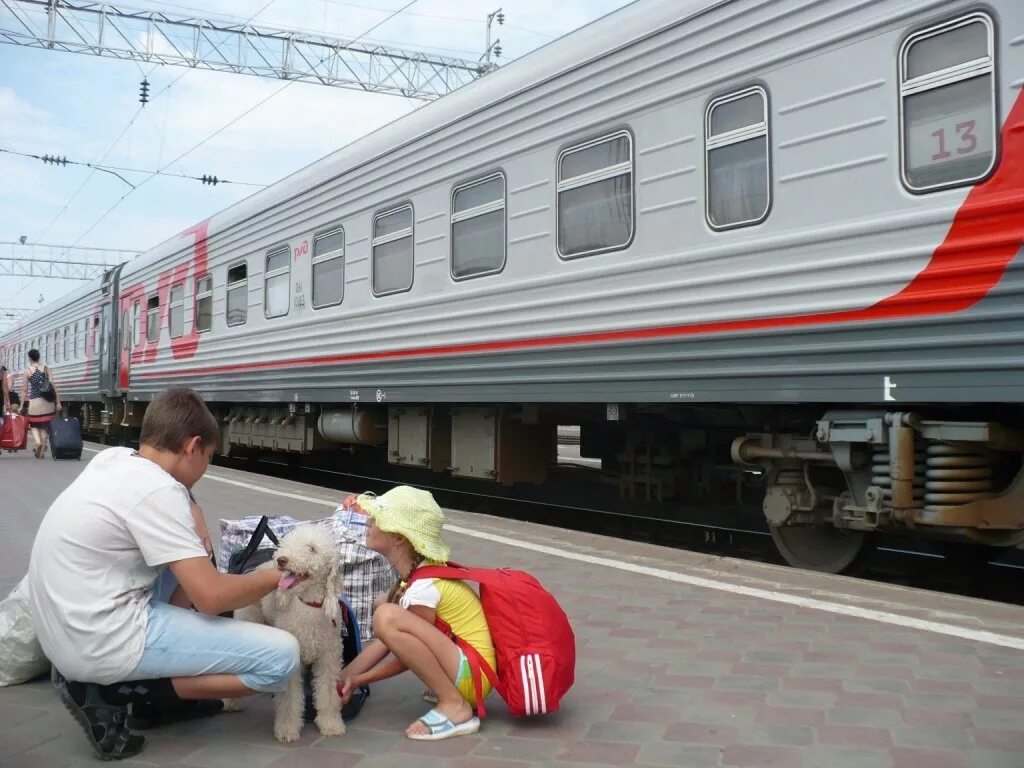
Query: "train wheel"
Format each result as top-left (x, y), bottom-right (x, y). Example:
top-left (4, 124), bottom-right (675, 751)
top-left (770, 524), bottom-right (868, 573)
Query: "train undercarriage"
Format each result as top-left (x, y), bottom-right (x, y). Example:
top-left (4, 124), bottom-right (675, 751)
top-left (77, 398), bottom-right (1024, 574)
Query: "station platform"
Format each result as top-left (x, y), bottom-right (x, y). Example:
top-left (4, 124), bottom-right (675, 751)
top-left (2, 444), bottom-right (1023, 768)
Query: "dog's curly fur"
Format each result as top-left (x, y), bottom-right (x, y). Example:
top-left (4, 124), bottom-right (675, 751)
top-left (228, 525), bottom-right (346, 743)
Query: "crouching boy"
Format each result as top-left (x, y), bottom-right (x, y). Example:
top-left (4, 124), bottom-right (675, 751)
top-left (27, 388), bottom-right (300, 760)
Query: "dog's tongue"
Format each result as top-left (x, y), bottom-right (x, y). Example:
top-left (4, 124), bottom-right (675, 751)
top-left (278, 573), bottom-right (300, 590)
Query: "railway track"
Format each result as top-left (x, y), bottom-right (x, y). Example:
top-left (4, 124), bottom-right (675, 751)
top-left (209, 445), bottom-right (1024, 607)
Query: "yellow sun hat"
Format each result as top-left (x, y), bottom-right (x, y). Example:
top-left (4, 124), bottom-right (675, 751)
top-left (356, 485), bottom-right (450, 562)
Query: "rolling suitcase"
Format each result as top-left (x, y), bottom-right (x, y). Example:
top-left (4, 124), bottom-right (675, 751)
top-left (0, 414), bottom-right (28, 452)
top-left (48, 416), bottom-right (83, 460)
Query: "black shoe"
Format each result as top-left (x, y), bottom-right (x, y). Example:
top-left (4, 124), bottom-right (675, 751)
top-left (128, 698), bottom-right (224, 730)
top-left (51, 667), bottom-right (146, 761)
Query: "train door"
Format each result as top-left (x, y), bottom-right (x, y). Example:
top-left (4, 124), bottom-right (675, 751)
top-left (99, 265), bottom-right (123, 397)
top-left (118, 302), bottom-right (133, 392)
top-left (98, 302), bottom-right (113, 394)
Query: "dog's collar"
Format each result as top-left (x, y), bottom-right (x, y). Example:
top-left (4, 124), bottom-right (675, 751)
top-left (301, 599), bottom-right (337, 628)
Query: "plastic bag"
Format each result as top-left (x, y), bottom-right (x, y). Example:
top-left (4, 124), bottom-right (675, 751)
top-left (0, 576), bottom-right (50, 686)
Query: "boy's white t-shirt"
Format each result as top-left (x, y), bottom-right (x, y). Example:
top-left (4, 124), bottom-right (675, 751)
top-left (27, 447), bottom-right (208, 684)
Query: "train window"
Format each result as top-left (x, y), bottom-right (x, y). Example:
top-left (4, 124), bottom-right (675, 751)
top-left (132, 301), bottom-right (141, 347)
top-left (63, 326), bottom-right (70, 361)
top-left (146, 295), bottom-right (160, 342)
top-left (899, 13), bottom-right (996, 192)
top-left (557, 131), bottom-right (633, 258)
top-left (451, 173), bottom-right (506, 279)
top-left (312, 228), bottom-right (345, 309)
top-left (372, 204), bottom-right (414, 296)
top-left (265, 247), bottom-right (291, 319)
top-left (168, 284), bottom-right (185, 338)
top-left (195, 275), bottom-right (213, 333)
top-left (705, 86), bottom-right (770, 230)
top-left (73, 321), bottom-right (80, 359)
top-left (226, 262), bottom-right (248, 327)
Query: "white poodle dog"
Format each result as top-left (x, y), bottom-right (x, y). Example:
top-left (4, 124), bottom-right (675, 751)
top-left (229, 524), bottom-right (346, 743)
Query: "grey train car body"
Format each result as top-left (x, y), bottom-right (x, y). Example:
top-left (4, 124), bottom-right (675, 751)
top-left (4, 0), bottom-right (1024, 571)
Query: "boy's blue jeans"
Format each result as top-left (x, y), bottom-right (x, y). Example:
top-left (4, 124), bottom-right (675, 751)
top-left (128, 568), bottom-right (299, 693)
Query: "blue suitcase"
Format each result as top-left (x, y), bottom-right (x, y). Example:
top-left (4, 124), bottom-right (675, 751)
top-left (48, 416), bottom-right (83, 460)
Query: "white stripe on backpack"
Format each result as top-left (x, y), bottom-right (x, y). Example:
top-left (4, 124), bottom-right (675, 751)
top-left (534, 654), bottom-right (547, 714)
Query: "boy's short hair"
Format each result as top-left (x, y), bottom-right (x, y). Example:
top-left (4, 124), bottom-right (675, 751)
top-left (140, 388), bottom-right (220, 452)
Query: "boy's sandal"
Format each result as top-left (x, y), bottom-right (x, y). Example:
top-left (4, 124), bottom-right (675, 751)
top-left (52, 668), bottom-right (145, 761)
top-left (406, 708), bottom-right (481, 741)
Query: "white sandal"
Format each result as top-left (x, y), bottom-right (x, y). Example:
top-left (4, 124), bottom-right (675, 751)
top-left (406, 709), bottom-right (480, 741)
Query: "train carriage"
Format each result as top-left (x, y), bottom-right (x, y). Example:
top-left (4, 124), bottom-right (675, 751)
top-left (4, 0), bottom-right (1023, 572)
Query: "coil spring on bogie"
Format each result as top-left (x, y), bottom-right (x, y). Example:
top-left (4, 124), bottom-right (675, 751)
top-left (924, 442), bottom-right (994, 512)
top-left (871, 446), bottom-right (925, 504)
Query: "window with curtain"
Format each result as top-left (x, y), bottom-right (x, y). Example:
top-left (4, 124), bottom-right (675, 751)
top-left (226, 262), bottom-right (248, 327)
top-left (312, 228), bottom-right (345, 309)
top-left (705, 87), bottom-right (770, 230)
top-left (169, 284), bottom-right (185, 338)
top-left (900, 14), bottom-right (995, 192)
top-left (452, 173), bottom-right (506, 278)
top-left (372, 205), bottom-right (414, 296)
top-left (265, 247), bottom-right (291, 318)
top-left (557, 132), bottom-right (633, 258)
top-left (146, 295), bottom-right (160, 342)
top-left (195, 275), bottom-right (213, 332)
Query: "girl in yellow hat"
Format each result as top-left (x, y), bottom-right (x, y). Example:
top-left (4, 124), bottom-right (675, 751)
top-left (337, 486), bottom-right (495, 740)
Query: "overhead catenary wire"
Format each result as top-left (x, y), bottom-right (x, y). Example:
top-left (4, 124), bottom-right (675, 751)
top-left (0, 146), bottom-right (269, 188)
top-left (3, 1), bottom-right (281, 307)
top-left (67, 0), bottom-right (420, 249)
top-left (124, 0), bottom-right (557, 41)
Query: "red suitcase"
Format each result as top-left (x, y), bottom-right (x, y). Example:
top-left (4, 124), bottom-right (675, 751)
top-left (0, 414), bottom-right (28, 452)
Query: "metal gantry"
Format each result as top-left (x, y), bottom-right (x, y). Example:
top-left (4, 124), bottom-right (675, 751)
top-left (0, 240), bottom-right (139, 280)
top-left (0, 0), bottom-right (488, 100)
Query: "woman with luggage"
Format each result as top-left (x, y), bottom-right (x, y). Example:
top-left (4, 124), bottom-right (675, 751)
top-left (1, 365), bottom-right (8, 440)
top-left (1, 364), bottom-right (8, 417)
top-left (19, 349), bottom-right (60, 459)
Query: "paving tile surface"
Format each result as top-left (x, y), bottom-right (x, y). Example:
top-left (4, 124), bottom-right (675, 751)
top-left (1, 446), bottom-right (1023, 766)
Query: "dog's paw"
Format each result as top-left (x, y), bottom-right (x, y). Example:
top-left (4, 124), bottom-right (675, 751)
top-left (221, 698), bottom-right (244, 712)
top-left (274, 723), bottom-right (303, 743)
top-left (315, 714), bottom-right (346, 737)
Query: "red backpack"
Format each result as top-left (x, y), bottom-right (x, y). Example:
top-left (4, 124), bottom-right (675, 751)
top-left (408, 563), bottom-right (575, 718)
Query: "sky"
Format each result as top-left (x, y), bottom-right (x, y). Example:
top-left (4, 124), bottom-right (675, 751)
top-left (0, 0), bottom-right (633, 326)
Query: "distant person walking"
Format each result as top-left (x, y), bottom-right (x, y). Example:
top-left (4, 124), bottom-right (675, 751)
top-left (19, 348), bottom-right (60, 459)
top-left (1, 364), bottom-right (9, 424)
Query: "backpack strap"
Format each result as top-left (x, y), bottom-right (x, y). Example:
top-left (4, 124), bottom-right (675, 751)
top-left (408, 563), bottom-right (508, 589)
top-left (409, 563), bottom-right (505, 717)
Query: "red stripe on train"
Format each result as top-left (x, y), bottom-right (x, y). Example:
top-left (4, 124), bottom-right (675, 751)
top-left (141, 91), bottom-right (1024, 380)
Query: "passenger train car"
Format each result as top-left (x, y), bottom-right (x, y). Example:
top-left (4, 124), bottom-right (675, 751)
top-left (4, 0), bottom-right (1023, 572)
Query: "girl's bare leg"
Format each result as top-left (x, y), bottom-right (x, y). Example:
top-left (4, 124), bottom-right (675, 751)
top-left (372, 604), bottom-right (472, 735)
